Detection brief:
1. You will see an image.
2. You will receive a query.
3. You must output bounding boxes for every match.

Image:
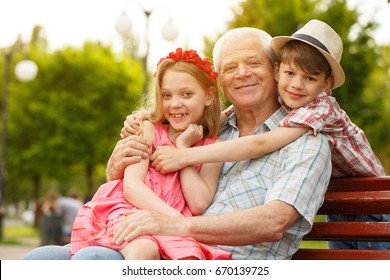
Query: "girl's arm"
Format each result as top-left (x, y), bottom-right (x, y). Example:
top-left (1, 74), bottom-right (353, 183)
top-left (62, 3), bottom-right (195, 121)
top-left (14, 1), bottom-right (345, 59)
top-left (151, 126), bottom-right (310, 173)
top-left (122, 121), bottom-right (182, 217)
top-left (179, 140), bottom-right (223, 216)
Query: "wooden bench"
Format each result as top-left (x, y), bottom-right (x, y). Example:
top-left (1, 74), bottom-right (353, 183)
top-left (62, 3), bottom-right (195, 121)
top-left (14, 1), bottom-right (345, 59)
top-left (293, 176), bottom-right (390, 260)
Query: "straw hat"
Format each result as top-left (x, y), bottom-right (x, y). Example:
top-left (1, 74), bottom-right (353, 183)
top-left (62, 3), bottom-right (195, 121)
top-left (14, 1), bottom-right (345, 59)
top-left (271, 19), bottom-right (345, 89)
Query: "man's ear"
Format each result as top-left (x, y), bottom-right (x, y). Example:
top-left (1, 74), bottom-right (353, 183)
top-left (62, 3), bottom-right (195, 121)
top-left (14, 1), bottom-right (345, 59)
top-left (274, 62), bottom-right (280, 82)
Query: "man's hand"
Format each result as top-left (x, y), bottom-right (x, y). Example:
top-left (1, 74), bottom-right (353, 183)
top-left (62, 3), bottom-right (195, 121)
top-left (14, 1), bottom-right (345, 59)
top-left (120, 111), bottom-right (149, 138)
top-left (106, 135), bottom-right (150, 181)
top-left (112, 210), bottom-right (184, 245)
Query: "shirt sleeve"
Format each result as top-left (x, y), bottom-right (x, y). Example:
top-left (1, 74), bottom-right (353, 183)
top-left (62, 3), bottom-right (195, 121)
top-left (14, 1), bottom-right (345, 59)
top-left (265, 133), bottom-right (332, 233)
top-left (280, 97), bottom-right (333, 136)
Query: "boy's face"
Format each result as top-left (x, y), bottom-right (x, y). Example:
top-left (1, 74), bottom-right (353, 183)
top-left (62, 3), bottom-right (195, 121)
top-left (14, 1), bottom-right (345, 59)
top-left (275, 62), bottom-right (333, 109)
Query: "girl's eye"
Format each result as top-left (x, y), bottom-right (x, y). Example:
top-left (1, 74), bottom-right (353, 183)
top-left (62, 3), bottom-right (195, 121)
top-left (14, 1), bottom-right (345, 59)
top-left (285, 71), bottom-right (294, 76)
top-left (162, 93), bottom-right (171, 99)
top-left (182, 91), bottom-right (193, 97)
top-left (307, 76), bottom-right (317, 82)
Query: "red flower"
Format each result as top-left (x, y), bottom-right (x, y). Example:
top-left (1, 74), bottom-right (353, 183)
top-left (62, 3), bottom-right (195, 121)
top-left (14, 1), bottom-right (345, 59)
top-left (156, 48), bottom-right (218, 82)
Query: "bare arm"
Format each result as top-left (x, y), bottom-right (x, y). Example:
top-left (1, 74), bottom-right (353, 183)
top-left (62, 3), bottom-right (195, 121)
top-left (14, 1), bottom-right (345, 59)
top-left (106, 135), bottom-right (150, 181)
top-left (122, 121), bottom-right (182, 217)
top-left (151, 126), bottom-right (309, 173)
top-left (174, 125), bottom-right (223, 216)
top-left (113, 200), bottom-right (300, 246)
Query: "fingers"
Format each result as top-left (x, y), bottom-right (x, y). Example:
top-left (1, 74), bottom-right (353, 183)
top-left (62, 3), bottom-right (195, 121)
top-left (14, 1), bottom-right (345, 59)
top-left (120, 135), bottom-right (151, 155)
top-left (120, 115), bottom-right (142, 138)
top-left (112, 210), bottom-right (154, 245)
top-left (106, 136), bottom-right (151, 181)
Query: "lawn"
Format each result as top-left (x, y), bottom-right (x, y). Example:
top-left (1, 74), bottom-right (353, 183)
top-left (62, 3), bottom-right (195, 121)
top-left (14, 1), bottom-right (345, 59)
top-left (0, 224), bottom-right (39, 245)
top-left (299, 215), bottom-right (328, 249)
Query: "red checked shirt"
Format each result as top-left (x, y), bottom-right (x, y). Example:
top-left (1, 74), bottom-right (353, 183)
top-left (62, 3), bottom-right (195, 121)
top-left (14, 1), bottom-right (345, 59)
top-left (280, 91), bottom-right (386, 177)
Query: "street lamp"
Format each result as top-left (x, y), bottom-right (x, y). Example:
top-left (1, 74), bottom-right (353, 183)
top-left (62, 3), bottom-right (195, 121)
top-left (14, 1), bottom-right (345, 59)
top-left (0, 38), bottom-right (38, 239)
top-left (115, 0), bottom-right (178, 98)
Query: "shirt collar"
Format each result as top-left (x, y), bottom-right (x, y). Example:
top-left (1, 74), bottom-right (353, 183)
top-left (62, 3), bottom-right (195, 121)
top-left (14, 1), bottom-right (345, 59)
top-left (224, 107), bottom-right (287, 133)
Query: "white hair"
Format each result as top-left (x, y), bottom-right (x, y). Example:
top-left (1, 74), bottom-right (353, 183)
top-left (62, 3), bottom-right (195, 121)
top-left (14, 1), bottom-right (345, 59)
top-left (212, 27), bottom-right (277, 73)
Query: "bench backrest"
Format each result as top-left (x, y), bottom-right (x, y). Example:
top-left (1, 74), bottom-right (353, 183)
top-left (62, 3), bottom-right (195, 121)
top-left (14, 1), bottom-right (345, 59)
top-left (293, 176), bottom-right (390, 260)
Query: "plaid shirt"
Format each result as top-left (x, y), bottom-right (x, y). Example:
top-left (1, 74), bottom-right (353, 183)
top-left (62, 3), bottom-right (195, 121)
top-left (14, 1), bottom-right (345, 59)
top-left (280, 91), bottom-right (386, 177)
top-left (203, 107), bottom-right (332, 259)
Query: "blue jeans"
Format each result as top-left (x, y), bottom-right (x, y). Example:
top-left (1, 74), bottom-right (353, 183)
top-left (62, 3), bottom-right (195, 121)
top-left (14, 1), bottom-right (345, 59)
top-left (22, 245), bottom-right (124, 260)
top-left (327, 214), bottom-right (390, 250)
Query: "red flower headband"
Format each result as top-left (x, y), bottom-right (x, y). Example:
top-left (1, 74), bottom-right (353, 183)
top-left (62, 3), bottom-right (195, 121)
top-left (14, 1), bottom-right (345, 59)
top-left (156, 48), bottom-right (218, 82)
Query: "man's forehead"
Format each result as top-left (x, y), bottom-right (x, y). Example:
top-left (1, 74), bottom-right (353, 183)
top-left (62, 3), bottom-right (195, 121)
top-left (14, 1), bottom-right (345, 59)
top-left (221, 45), bottom-right (267, 64)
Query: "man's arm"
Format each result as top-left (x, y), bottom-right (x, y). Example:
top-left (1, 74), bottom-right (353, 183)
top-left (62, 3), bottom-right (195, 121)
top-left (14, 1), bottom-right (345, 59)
top-left (112, 200), bottom-right (299, 246)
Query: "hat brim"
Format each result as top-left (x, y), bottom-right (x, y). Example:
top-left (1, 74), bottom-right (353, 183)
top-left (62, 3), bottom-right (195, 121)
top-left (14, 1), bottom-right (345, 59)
top-left (271, 36), bottom-right (345, 89)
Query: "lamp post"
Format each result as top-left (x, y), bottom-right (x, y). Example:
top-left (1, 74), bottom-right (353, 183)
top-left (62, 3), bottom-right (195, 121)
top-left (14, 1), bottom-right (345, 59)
top-left (115, 0), bottom-right (178, 98)
top-left (0, 38), bottom-right (38, 239)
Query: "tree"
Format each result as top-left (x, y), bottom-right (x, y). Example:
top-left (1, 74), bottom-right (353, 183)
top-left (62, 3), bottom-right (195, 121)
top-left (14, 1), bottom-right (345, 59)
top-left (203, 0), bottom-right (385, 163)
top-left (360, 43), bottom-right (390, 171)
top-left (6, 41), bottom-right (144, 205)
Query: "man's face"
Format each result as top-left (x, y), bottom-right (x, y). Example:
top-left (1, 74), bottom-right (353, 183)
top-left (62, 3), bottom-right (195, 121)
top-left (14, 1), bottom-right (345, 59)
top-left (218, 36), bottom-right (277, 110)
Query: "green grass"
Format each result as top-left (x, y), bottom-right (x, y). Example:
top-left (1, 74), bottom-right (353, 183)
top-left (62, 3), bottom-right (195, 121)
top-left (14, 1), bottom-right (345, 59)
top-left (0, 225), bottom-right (39, 245)
top-left (299, 215), bottom-right (328, 249)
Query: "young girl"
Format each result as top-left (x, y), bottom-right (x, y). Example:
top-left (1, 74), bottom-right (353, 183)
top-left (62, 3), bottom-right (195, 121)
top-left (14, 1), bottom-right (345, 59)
top-left (149, 20), bottom-right (385, 178)
top-left (70, 48), bottom-right (232, 260)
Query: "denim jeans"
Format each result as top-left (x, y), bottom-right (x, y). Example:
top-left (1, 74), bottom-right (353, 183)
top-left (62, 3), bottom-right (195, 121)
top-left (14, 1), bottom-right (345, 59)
top-left (22, 245), bottom-right (124, 260)
top-left (327, 214), bottom-right (390, 250)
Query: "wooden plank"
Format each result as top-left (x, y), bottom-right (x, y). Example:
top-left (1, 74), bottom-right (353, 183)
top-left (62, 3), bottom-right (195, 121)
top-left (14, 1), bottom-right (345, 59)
top-left (327, 176), bottom-right (390, 192)
top-left (295, 177), bottom-right (390, 260)
top-left (293, 249), bottom-right (390, 260)
top-left (303, 222), bottom-right (390, 241)
top-left (318, 190), bottom-right (390, 214)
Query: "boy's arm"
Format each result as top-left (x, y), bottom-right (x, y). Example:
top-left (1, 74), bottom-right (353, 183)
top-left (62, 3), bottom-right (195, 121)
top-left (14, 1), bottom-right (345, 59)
top-left (151, 126), bottom-right (310, 173)
top-left (123, 121), bottom-right (182, 217)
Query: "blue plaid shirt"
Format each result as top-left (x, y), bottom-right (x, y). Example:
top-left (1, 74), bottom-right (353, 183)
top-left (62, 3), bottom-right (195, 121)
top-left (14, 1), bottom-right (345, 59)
top-left (203, 107), bottom-right (332, 259)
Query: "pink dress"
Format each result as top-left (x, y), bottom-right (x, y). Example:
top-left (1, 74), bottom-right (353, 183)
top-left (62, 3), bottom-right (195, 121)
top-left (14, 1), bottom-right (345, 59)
top-left (71, 123), bottom-right (232, 260)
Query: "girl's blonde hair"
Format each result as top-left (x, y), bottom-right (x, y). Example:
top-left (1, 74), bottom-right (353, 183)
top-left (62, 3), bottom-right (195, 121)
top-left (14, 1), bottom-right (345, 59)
top-left (143, 57), bottom-right (221, 137)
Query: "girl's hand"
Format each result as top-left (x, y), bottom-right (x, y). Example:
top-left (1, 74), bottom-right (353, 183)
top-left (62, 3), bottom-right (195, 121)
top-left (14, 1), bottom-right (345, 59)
top-left (175, 124), bottom-right (203, 149)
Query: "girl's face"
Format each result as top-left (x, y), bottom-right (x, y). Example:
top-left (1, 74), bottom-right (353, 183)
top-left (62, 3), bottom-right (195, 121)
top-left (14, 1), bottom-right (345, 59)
top-left (275, 62), bottom-right (333, 109)
top-left (161, 69), bottom-right (213, 133)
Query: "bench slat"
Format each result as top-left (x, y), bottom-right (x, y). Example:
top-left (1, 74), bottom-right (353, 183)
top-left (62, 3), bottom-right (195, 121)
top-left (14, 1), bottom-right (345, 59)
top-left (317, 190), bottom-right (390, 214)
top-left (293, 249), bottom-right (390, 260)
top-left (293, 177), bottom-right (390, 260)
top-left (327, 176), bottom-right (390, 192)
top-left (303, 222), bottom-right (390, 241)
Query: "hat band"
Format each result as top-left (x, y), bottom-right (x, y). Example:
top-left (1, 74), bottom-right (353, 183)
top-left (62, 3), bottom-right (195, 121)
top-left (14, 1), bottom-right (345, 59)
top-left (293, 34), bottom-right (330, 54)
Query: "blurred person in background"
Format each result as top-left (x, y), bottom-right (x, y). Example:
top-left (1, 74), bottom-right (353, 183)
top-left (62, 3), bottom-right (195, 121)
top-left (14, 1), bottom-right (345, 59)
top-left (57, 188), bottom-right (83, 245)
top-left (39, 189), bottom-right (62, 246)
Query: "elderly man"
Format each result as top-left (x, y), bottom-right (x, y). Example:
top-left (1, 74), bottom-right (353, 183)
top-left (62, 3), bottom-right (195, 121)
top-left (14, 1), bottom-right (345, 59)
top-left (23, 27), bottom-right (331, 260)
top-left (108, 27), bottom-right (331, 260)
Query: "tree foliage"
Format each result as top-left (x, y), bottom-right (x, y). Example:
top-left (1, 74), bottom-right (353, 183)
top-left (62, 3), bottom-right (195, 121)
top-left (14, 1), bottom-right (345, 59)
top-left (203, 0), bottom-right (389, 172)
top-left (5, 41), bottom-right (143, 202)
